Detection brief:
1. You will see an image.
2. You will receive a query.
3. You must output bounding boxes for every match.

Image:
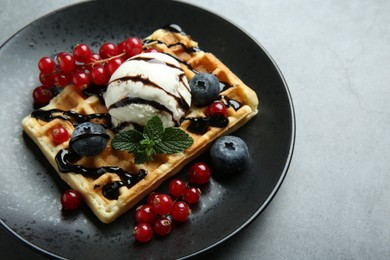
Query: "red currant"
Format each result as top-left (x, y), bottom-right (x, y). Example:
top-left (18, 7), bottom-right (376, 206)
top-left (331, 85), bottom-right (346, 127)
top-left (124, 37), bottom-right (143, 57)
top-left (106, 57), bottom-right (124, 75)
top-left (153, 217), bottom-right (172, 236)
top-left (189, 162), bottom-right (211, 185)
top-left (88, 53), bottom-right (101, 63)
top-left (38, 56), bottom-right (56, 74)
top-left (90, 66), bottom-right (110, 85)
top-left (32, 86), bottom-right (52, 106)
top-left (117, 41), bottom-right (126, 54)
top-left (135, 204), bottom-right (156, 224)
top-left (133, 223), bottom-right (153, 243)
top-left (99, 42), bottom-right (119, 59)
top-left (61, 189), bottom-right (82, 210)
top-left (39, 72), bottom-right (55, 87)
top-left (206, 101), bottom-right (227, 117)
top-left (147, 192), bottom-right (160, 205)
top-left (183, 187), bottom-right (201, 204)
top-left (169, 179), bottom-right (187, 197)
top-left (170, 201), bottom-right (191, 222)
top-left (56, 52), bottom-right (76, 73)
top-left (51, 126), bottom-right (69, 144)
top-left (73, 44), bottom-right (92, 63)
top-left (54, 72), bottom-right (71, 87)
top-left (72, 71), bottom-right (90, 90)
top-left (152, 194), bottom-right (173, 215)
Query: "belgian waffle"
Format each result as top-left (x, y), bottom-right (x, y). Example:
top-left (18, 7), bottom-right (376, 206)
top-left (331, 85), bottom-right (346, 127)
top-left (21, 26), bottom-right (259, 223)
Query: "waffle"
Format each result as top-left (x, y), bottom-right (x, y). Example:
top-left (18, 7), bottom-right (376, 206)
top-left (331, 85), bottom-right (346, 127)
top-left (21, 27), bottom-right (259, 223)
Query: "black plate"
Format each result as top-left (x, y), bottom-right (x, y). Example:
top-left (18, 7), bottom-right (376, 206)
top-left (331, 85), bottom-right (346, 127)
top-left (0, 0), bottom-right (295, 259)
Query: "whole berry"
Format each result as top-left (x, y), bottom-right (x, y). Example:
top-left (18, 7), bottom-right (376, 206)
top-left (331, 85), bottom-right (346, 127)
top-left (32, 86), bottom-right (52, 106)
top-left (51, 125), bottom-right (69, 144)
top-left (106, 57), bottom-right (124, 75)
top-left (70, 122), bottom-right (108, 156)
top-left (56, 52), bottom-right (76, 73)
top-left (206, 101), bottom-right (227, 117)
top-left (71, 71), bottom-right (90, 90)
top-left (38, 56), bottom-right (56, 74)
top-left (90, 66), bottom-right (110, 85)
top-left (147, 192), bottom-right (160, 205)
top-left (151, 194), bottom-right (173, 215)
top-left (73, 44), bottom-right (92, 63)
top-left (170, 201), bottom-right (191, 222)
top-left (135, 204), bottom-right (156, 224)
top-left (183, 187), bottom-right (201, 204)
top-left (54, 72), bottom-right (71, 87)
top-left (189, 73), bottom-right (220, 107)
top-left (99, 42), bottom-right (119, 59)
top-left (169, 179), bottom-right (187, 197)
top-left (210, 135), bottom-right (250, 175)
top-left (61, 189), bottom-right (82, 210)
top-left (189, 162), bottom-right (211, 185)
top-left (39, 72), bottom-right (55, 87)
top-left (133, 223), bottom-right (154, 243)
top-left (124, 37), bottom-right (143, 57)
top-left (88, 53), bottom-right (101, 63)
top-left (153, 217), bottom-right (172, 236)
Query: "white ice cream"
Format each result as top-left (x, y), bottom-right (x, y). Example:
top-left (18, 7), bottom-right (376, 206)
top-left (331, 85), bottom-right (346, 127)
top-left (104, 52), bottom-right (191, 130)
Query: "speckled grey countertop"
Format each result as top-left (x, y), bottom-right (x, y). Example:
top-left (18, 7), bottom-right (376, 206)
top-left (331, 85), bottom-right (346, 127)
top-left (1, 0), bottom-right (389, 259)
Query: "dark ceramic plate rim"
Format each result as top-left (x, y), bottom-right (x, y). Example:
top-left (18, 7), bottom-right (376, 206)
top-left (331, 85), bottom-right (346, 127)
top-left (0, 0), bottom-right (295, 259)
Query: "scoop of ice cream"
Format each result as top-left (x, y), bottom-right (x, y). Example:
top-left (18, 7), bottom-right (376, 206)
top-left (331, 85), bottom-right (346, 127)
top-left (104, 52), bottom-right (191, 130)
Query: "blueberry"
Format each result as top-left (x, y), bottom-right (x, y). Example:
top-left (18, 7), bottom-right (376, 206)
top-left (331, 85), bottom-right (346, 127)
top-left (70, 122), bottom-right (109, 156)
top-left (210, 136), bottom-right (249, 175)
top-left (189, 73), bottom-right (220, 107)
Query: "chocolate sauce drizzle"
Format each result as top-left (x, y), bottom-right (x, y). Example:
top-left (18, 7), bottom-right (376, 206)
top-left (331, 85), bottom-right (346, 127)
top-left (185, 116), bottom-right (229, 135)
top-left (184, 96), bottom-right (243, 134)
top-left (55, 149), bottom-right (147, 200)
top-left (220, 95), bottom-right (243, 111)
top-left (109, 96), bottom-right (174, 121)
top-left (31, 109), bottom-right (111, 127)
top-left (109, 74), bottom-right (190, 113)
top-left (162, 24), bottom-right (186, 35)
top-left (82, 85), bottom-right (107, 105)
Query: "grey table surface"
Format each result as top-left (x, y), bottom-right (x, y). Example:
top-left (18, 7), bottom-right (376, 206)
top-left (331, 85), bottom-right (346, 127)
top-left (1, 0), bottom-right (389, 259)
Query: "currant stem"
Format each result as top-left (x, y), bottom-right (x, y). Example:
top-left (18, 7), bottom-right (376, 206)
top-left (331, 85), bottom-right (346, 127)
top-left (85, 52), bottom-right (127, 68)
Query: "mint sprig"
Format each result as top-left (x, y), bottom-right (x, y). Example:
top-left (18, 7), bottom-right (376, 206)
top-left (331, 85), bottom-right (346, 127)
top-left (111, 116), bottom-right (194, 164)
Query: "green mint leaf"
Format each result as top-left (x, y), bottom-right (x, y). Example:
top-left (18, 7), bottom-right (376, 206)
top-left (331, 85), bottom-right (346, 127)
top-left (134, 147), bottom-right (155, 164)
top-left (143, 116), bottom-right (164, 144)
top-left (155, 127), bottom-right (194, 154)
top-left (111, 129), bottom-right (143, 153)
top-left (111, 116), bottom-right (194, 164)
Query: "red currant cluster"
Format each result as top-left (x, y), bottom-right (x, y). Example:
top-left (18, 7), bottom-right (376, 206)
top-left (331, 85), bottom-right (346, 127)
top-left (33, 37), bottom-right (158, 106)
top-left (133, 162), bottom-right (211, 243)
